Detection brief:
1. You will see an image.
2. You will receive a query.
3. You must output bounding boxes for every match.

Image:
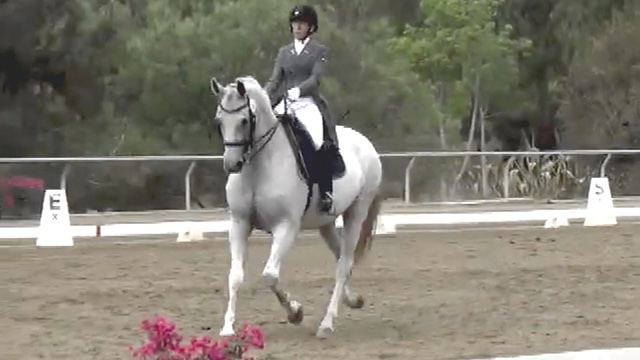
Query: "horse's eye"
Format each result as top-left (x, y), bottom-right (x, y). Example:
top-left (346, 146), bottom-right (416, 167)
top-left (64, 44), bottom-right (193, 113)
top-left (241, 118), bottom-right (248, 126)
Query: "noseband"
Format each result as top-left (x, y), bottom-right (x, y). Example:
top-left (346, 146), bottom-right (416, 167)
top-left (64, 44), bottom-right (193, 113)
top-left (216, 95), bottom-right (280, 166)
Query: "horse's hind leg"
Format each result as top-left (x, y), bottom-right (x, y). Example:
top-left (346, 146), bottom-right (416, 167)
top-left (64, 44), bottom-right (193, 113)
top-left (262, 221), bottom-right (304, 325)
top-left (316, 197), bottom-right (372, 338)
top-left (319, 223), bottom-right (365, 309)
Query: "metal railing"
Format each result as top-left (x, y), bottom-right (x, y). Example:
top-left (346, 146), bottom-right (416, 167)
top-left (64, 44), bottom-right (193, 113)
top-left (0, 149), bottom-right (635, 208)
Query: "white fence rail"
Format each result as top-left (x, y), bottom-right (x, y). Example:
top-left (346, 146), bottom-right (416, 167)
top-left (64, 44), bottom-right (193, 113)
top-left (0, 150), bottom-right (634, 208)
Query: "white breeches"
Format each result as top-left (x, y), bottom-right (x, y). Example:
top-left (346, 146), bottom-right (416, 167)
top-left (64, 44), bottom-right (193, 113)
top-left (275, 97), bottom-right (324, 150)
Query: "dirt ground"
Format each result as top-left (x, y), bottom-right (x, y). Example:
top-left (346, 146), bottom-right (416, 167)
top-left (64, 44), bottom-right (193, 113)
top-left (1, 224), bottom-right (640, 360)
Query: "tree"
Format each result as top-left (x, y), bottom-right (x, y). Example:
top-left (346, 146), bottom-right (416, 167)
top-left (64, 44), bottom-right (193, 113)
top-left (390, 0), bottom-right (528, 148)
top-left (559, 12), bottom-right (640, 150)
top-left (558, 10), bottom-right (640, 195)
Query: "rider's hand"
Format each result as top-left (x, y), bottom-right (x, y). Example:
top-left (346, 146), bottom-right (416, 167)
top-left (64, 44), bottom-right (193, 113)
top-left (287, 87), bottom-right (300, 101)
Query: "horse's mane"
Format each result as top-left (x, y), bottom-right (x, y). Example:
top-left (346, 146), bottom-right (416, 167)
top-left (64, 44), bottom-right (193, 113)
top-left (222, 76), bottom-right (271, 118)
top-left (232, 76), bottom-right (273, 111)
top-left (234, 75), bottom-right (261, 89)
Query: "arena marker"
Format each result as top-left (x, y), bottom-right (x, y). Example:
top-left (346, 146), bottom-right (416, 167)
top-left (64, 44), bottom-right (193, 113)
top-left (583, 177), bottom-right (617, 227)
top-left (36, 189), bottom-right (74, 247)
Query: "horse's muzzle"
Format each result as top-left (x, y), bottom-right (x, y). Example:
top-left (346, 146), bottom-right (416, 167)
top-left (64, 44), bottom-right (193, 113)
top-left (224, 160), bottom-right (244, 173)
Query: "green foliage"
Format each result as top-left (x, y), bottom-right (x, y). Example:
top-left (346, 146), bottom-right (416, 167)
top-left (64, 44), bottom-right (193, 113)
top-left (8, 0), bottom-right (627, 157)
top-left (558, 10), bottom-right (640, 151)
top-left (64, 0), bottom-right (442, 154)
top-left (2, 0), bottom-right (639, 208)
top-left (390, 0), bottom-right (528, 120)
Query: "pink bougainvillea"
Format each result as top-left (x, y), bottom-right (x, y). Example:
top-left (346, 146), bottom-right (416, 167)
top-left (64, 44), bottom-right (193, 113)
top-left (130, 316), bottom-right (265, 360)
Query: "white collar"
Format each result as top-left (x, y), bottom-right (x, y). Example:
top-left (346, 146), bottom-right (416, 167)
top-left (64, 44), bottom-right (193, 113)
top-left (293, 37), bottom-right (310, 54)
top-left (294, 37), bottom-right (310, 45)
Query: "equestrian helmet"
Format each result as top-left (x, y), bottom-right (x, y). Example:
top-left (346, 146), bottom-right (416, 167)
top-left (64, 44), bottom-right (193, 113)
top-left (289, 5), bottom-right (318, 33)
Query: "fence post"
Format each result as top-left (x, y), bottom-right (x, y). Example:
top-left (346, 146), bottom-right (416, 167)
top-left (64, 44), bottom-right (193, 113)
top-left (60, 163), bottom-right (71, 191)
top-left (185, 161), bottom-right (198, 210)
top-left (502, 156), bottom-right (517, 198)
top-left (404, 157), bottom-right (416, 203)
top-left (599, 153), bottom-right (612, 177)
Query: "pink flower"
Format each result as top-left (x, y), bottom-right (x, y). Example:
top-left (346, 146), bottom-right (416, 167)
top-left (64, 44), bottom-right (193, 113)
top-left (129, 316), bottom-right (265, 360)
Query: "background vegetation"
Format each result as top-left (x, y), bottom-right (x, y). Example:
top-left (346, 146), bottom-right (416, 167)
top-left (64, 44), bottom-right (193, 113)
top-left (1, 0), bottom-right (638, 211)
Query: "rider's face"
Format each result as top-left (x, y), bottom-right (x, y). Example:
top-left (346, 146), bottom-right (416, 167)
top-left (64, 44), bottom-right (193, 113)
top-left (291, 21), bottom-right (311, 40)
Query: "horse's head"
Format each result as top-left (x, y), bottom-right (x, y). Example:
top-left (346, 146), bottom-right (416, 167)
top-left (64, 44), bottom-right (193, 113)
top-left (210, 76), bottom-right (277, 173)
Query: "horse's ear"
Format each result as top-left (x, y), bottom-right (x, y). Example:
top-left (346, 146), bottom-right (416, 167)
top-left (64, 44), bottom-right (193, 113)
top-left (236, 80), bottom-right (246, 97)
top-left (210, 77), bottom-right (223, 96)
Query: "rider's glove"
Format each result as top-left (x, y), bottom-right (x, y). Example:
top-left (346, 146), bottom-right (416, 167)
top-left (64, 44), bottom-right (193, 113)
top-left (287, 87), bottom-right (300, 100)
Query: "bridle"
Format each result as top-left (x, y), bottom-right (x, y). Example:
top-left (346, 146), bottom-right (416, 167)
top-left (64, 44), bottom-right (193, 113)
top-left (216, 94), bottom-right (280, 166)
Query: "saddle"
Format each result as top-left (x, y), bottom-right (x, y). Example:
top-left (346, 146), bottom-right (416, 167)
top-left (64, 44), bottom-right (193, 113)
top-left (278, 113), bottom-right (346, 211)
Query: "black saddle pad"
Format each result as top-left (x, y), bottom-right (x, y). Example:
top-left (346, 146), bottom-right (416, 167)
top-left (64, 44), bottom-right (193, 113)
top-left (279, 114), bottom-right (345, 181)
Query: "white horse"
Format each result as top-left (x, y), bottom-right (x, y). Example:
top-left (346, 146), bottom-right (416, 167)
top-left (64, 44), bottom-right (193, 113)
top-left (209, 75), bottom-right (383, 338)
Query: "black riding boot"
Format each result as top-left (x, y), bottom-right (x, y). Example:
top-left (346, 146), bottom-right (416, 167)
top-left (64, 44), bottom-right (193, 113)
top-left (318, 142), bottom-right (334, 214)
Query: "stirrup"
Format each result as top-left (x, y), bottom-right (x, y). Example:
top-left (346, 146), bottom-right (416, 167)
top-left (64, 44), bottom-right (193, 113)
top-left (319, 192), bottom-right (334, 214)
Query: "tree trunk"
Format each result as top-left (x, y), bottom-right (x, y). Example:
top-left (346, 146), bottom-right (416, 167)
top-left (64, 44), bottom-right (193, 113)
top-left (451, 71), bottom-right (481, 198)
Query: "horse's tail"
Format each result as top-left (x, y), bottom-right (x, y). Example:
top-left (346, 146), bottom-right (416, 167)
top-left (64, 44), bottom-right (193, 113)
top-left (353, 193), bottom-right (383, 266)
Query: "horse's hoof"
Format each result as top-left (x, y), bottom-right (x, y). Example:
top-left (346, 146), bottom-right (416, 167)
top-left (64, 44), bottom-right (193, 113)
top-left (315, 326), bottom-right (334, 339)
top-left (219, 326), bottom-right (235, 337)
top-left (345, 294), bottom-right (365, 309)
top-left (287, 301), bottom-right (304, 325)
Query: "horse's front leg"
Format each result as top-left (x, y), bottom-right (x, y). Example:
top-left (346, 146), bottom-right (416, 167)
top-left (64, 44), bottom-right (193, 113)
top-left (262, 221), bottom-right (304, 325)
top-left (219, 217), bottom-right (252, 336)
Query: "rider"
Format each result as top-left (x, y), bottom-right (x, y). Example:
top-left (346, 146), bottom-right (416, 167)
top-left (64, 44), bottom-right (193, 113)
top-left (264, 4), bottom-right (339, 214)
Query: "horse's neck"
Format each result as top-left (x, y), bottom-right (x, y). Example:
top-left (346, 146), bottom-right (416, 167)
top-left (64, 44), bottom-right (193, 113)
top-left (250, 117), bottom-right (295, 176)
